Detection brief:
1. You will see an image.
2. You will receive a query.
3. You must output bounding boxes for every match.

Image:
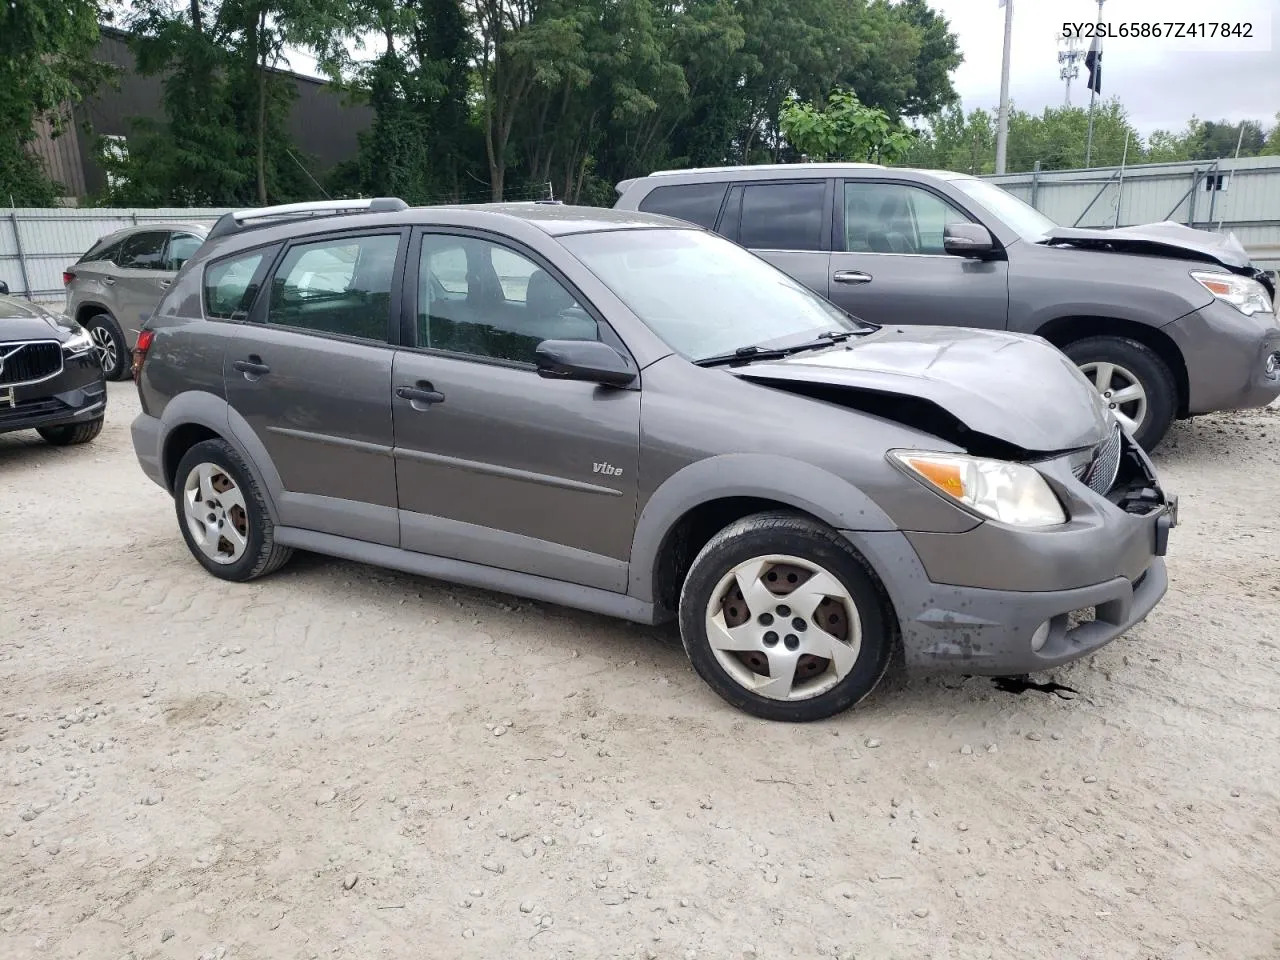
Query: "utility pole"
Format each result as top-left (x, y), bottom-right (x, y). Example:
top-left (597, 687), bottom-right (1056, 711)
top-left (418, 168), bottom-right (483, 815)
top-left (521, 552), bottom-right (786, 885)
top-left (995, 0), bottom-right (1014, 175)
top-left (1084, 0), bottom-right (1105, 166)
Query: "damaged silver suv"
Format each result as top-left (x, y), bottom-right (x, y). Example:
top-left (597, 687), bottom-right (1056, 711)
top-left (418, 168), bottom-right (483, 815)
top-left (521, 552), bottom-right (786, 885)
top-left (130, 200), bottom-right (1178, 721)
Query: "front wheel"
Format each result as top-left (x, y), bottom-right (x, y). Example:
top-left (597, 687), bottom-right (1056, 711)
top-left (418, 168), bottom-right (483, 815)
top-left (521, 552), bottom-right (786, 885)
top-left (678, 512), bottom-right (895, 722)
top-left (38, 417), bottom-right (104, 446)
top-left (1063, 336), bottom-right (1177, 451)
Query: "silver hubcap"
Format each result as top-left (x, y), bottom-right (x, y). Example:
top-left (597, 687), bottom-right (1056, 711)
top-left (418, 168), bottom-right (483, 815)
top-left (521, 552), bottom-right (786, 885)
top-left (1079, 360), bottom-right (1148, 435)
top-left (182, 463), bottom-right (249, 565)
top-left (704, 554), bottom-right (862, 701)
top-left (91, 327), bottom-right (117, 371)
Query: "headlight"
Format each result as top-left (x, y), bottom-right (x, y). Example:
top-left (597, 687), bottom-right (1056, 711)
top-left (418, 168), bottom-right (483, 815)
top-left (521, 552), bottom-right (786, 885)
top-left (889, 450), bottom-right (1067, 527)
top-left (62, 327), bottom-right (94, 355)
top-left (1192, 271), bottom-right (1274, 318)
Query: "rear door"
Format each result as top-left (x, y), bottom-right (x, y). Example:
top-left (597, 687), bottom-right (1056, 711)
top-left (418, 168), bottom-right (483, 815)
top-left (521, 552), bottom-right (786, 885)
top-left (113, 230), bottom-right (173, 334)
top-left (827, 178), bottom-right (1010, 329)
top-left (390, 229), bottom-right (641, 592)
top-left (220, 229), bottom-right (408, 546)
top-left (718, 179), bottom-right (833, 298)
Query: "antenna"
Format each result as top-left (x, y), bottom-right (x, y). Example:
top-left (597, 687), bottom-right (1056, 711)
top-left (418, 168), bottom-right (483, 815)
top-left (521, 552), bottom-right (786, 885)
top-left (1057, 30), bottom-right (1084, 106)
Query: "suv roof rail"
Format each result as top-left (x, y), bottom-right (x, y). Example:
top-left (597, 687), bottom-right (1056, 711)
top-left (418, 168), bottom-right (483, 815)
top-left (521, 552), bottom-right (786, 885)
top-left (205, 197), bottom-right (409, 242)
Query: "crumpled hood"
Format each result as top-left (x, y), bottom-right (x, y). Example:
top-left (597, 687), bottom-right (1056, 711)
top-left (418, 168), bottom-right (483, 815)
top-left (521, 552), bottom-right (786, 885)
top-left (732, 326), bottom-right (1113, 452)
top-left (1043, 220), bottom-right (1252, 269)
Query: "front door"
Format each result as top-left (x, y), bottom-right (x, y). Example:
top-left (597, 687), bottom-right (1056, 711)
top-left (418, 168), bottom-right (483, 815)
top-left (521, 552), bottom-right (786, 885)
top-left (827, 179), bottom-right (1010, 329)
top-left (391, 230), bottom-right (641, 592)
top-left (219, 230), bottom-right (407, 546)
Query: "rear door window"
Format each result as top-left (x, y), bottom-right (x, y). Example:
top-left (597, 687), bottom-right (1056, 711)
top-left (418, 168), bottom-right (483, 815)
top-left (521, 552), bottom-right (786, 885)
top-left (738, 181), bottom-right (826, 251)
top-left (266, 234), bottom-right (401, 342)
top-left (116, 231), bottom-right (169, 270)
top-left (636, 183), bottom-right (728, 229)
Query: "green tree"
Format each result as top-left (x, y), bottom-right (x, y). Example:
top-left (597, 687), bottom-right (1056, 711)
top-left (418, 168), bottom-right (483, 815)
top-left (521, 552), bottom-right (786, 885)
top-left (0, 0), bottom-right (109, 204)
top-left (779, 90), bottom-right (913, 163)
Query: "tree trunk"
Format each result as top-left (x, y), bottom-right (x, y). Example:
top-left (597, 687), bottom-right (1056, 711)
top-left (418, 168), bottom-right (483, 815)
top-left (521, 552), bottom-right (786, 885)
top-left (190, 0), bottom-right (203, 34)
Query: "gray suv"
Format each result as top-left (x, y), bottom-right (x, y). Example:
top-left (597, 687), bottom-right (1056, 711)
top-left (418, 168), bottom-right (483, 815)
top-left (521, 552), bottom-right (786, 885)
top-left (129, 199), bottom-right (1177, 721)
top-left (615, 164), bottom-right (1280, 450)
top-left (64, 223), bottom-right (209, 380)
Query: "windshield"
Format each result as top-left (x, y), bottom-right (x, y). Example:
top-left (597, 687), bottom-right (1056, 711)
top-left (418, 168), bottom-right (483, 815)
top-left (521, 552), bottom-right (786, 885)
top-left (559, 228), bottom-right (869, 362)
top-left (950, 177), bottom-right (1058, 242)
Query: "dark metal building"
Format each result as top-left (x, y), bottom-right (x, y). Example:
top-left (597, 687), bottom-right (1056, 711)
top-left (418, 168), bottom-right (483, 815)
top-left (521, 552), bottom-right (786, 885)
top-left (29, 27), bottom-right (373, 202)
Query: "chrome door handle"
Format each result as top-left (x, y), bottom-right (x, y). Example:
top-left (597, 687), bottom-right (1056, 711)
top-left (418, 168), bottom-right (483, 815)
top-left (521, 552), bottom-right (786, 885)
top-left (159, 279), bottom-right (172, 288)
top-left (832, 270), bottom-right (873, 285)
top-left (101, 277), bottom-right (116, 285)
top-left (233, 358), bottom-right (270, 378)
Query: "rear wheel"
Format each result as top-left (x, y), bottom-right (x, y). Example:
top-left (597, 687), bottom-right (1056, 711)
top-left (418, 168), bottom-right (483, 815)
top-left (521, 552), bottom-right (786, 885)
top-left (173, 438), bottom-right (293, 582)
top-left (1063, 336), bottom-right (1176, 450)
top-left (677, 511), bottom-right (894, 722)
top-left (83, 312), bottom-right (130, 381)
top-left (38, 417), bottom-right (103, 446)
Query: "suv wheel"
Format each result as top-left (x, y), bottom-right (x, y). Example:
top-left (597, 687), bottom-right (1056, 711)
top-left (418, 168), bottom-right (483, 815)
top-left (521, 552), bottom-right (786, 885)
top-left (173, 438), bottom-right (293, 581)
top-left (37, 417), bottom-right (104, 446)
top-left (83, 312), bottom-right (130, 380)
top-left (1064, 336), bottom-right (1176, 450)
top-left (678, 512), bottom-right (894, 722)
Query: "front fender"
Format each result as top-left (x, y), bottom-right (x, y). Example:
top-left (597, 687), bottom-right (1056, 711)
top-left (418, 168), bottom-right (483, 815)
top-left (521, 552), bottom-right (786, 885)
top-left (626, 452), bottom-right (897, 602)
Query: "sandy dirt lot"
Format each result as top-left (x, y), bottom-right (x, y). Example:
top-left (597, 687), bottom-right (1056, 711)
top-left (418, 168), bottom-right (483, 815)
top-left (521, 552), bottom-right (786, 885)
top-left (1, 381), bottom-right (1278, 960)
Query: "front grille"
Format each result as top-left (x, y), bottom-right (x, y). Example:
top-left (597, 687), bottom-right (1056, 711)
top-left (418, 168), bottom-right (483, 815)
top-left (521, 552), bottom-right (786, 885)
top-left (0, 341), bottom-right (64, 386)
top-left (1072, 426), bottom-right (1123, 495)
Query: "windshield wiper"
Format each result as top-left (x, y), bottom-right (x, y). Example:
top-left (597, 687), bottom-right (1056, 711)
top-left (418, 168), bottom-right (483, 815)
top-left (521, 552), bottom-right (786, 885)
top-left (693, 331), bottom-right (858, 368)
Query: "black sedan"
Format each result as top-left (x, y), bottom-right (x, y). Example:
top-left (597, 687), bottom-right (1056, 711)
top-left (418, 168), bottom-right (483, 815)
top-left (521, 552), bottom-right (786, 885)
top-left (0, 281), bottom-right (107, 445)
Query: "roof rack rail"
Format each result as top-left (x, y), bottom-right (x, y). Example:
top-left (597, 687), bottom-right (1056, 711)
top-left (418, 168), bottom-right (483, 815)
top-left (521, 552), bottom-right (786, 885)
top-left (205, 197), bottom-right (409, 242)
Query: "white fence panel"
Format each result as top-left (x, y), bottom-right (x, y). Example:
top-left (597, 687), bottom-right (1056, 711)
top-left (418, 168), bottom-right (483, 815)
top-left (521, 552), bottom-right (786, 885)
top-left (1, 207), bottom-right (231, 303)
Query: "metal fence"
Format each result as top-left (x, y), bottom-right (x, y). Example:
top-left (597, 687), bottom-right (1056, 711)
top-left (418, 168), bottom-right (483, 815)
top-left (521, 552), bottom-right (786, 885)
top-left (1, 206), bottom-right (231, 303)
top-left (983, 156), bottom-right (1280, 272)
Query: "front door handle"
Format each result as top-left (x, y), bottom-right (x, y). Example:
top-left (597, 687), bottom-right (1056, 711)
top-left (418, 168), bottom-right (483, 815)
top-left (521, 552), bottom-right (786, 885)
top-left (832, 270), bottom-right (873, 285)
top-left (101, 277), bottom-right (116, 286)
top-left (396, 383), bottom-right (446, 407)
top-left (233, 357), bottom-right (271, 379)
top-left (159, 279), bottom-right (172, 288)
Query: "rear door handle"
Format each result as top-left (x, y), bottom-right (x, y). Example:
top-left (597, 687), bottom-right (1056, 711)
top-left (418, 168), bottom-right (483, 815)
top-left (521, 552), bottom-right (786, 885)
top-left (101, 277), bottom-right (116, 286)
top-left (396, 384), bottom-right (446, 407)
top-left (832, 270), bottom-right (873, 285)
top-left (159, 279), bottom-right (172, 288)
top-left (233, 358), bottom-right (271, 378)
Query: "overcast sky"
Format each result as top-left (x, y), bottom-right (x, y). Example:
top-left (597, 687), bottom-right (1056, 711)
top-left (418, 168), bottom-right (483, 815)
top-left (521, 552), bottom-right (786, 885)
top-left (933, 0), bottom-right (1279, 136)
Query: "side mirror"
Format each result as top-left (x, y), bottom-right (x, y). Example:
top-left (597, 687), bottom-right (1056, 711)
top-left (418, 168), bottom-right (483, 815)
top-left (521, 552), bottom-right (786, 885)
top-left (0, 280), bottom-right (8, 295)
top-left (943, 222), bottom-right (996, 258)
top-left (535, 339), bottom-right (636, 387)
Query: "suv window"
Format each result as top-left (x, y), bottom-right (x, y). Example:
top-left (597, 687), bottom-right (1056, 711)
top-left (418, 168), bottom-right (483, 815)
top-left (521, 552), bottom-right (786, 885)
top-left (266, 234), bottom-right (400, 342)
top-left (636, 183), bottom-right (728, 229)
top-left (78, 235), bottom-right (122, 265)
top-left (116, 231), bottom-right (169, 270)
top-left (417, 234), bottom-right (598, 364)
top-left (165, 232), bottom-right (203, 272)
top-left (842, 181), bottom-right (973, 255)
top-left (204, 248), bottom-right (273, 320)
top-left (738, 181), bottom-right (826, 251)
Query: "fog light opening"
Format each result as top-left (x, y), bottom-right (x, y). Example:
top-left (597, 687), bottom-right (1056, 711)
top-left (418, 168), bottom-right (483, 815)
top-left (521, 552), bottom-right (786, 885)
top-left (1266, 353), bottom-right (1279, 378)
top-left (1030, 620), bottom-right (1052, 653)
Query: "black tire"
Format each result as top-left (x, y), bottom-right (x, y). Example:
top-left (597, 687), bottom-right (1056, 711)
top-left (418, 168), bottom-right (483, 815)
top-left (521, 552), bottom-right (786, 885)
top-left (37, 416), bottom-right (104, 446)
top-left (83, 311), bottom-right (130, 381)
top-left (677, 511), bottom-right (895, 722)
top-left (172, 438), bottom-right (293, 582)
top-left (1063, 336), bottom-right (1177, 451)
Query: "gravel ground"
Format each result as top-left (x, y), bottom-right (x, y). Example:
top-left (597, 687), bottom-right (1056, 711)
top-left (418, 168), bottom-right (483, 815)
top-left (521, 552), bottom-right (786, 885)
top-left (2, 381), bottom-right (1278, 960)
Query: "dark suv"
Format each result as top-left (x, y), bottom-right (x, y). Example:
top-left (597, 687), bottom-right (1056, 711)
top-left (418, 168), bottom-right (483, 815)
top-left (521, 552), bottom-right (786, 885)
top-left (129, 199), bottom-right (1176, 721)
top-left (0, 281), bottom-right (107, 446)
top-left (615, 164), bottom-right (1280, 449)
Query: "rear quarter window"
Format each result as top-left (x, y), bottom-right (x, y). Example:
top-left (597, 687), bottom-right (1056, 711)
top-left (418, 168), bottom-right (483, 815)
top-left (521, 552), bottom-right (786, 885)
top-left (78, 236), bottom-right (121, 265)
top-left (203, 246), bottom-right (277, 320)
top-left (636, 183), bottom-right (728, 229)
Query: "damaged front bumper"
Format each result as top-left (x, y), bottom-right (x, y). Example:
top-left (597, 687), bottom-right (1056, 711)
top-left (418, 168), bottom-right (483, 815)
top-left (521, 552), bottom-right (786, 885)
top-left (847, 430), bottom-right (1178, 676)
